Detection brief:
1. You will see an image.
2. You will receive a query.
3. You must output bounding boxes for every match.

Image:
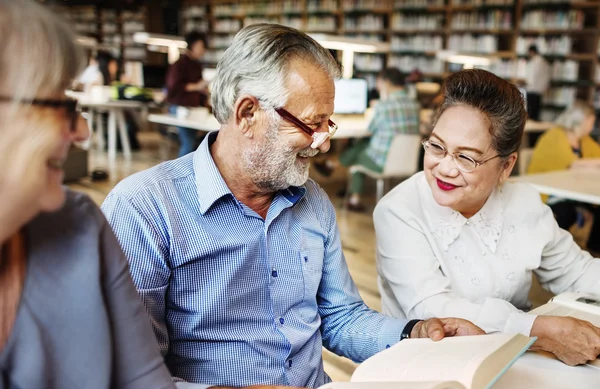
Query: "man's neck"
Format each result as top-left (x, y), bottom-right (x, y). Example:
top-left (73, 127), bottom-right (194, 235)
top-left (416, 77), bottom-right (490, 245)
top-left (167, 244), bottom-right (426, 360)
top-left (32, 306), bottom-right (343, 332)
top-left (210, 130), bottom-right (274, 219)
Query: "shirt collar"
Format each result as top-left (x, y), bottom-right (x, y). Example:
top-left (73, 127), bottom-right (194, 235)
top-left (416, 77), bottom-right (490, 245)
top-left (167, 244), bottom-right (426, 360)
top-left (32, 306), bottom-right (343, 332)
top-left (419, 174), bottom-right (504, 254)
top-left (193, 132), bottom-right (307, 214)
top-left (389, 89), bottom-right (408, 100)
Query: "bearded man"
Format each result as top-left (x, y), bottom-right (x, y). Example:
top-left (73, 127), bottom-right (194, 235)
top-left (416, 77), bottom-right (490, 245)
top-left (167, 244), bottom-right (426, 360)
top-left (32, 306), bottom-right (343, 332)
top-left (102, 23), bottom-right (482, 389)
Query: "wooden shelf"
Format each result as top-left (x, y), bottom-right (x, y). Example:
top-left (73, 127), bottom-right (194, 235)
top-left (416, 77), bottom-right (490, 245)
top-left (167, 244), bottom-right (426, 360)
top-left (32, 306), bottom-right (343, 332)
top-left (389, 51), bottom-right (437, 56)
top-left (519, 28), bottom-right (597, 34)
top-left (522, 1), bottom-right (600, 9)
top-left (339, 29), bottom-right (388, 34)
top-left (449, 28), bottom-right (514, 34)
top-left (391, 29), bottom-right (446, 34)
top-left (394, 6), bottom-right (448, 13)
top-left (179, 0), bottom-right (600, 112)
top-left (451, 4), bottom-right (515, 11)
top-left (422, 72), bottom-right (451, 79)
top-left (343, 8), bottom-right (391, 14)
top-left (551, 80), bottom-right (594, 86)
top-left (518, 53), bottom-right (595, 60)
top-left (306, 9), bottom-right (341, 16)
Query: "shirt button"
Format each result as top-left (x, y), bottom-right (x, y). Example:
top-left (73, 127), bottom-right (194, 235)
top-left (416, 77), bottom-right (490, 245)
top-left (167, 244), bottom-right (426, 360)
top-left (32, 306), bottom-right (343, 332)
top-left (271, 268), bottom-right (278, 278)
top-left (482, 251), bottom-right (486, 256)
top-left (386, 344), bottom-right (391, 349)
top-left (304, 256), bottom-right (308, 263)
top-left (279, 317), bottom-right (285, 325)
top-left (466, 221), bottom-right (470, 225)
top-left (288, 359), bottom-right (293, 368)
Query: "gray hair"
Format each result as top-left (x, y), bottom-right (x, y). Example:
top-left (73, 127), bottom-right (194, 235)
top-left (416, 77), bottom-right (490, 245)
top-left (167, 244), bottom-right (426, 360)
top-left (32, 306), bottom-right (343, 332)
top-left (555, 100), bottom-right (595, 137)
top-left (0, 0), bottom-right (84, 101)
top-left (211, 23), bottom-right (341, 124)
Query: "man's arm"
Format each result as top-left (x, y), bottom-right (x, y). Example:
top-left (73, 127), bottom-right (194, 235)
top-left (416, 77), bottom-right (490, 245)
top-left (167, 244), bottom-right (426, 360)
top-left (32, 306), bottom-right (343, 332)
top-left (313, 184), bottom-right (482, 363)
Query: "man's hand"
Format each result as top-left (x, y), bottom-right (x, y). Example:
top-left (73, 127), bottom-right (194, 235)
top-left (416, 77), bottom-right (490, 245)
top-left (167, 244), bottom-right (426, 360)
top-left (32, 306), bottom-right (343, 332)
top-left (531, 315), bottom-right (600, 366)
top-left (410, 318), bottom-right (485, 341)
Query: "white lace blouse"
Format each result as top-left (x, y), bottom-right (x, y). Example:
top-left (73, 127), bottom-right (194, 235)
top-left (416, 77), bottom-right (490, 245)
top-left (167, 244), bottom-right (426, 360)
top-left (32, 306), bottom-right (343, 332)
top-left (374, 171), bottom-right (600, 335)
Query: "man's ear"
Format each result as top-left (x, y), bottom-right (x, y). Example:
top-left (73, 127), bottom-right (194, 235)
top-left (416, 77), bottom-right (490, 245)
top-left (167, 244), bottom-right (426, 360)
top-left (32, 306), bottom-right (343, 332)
top-left (234, 95), bottom-right (260, 138)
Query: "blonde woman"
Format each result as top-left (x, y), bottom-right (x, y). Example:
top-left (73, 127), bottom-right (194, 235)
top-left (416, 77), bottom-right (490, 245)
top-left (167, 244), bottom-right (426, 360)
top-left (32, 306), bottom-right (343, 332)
top-left (528, 101), bottom-right (600, 254)
top-left (0, 1), bottom-right (176, 388)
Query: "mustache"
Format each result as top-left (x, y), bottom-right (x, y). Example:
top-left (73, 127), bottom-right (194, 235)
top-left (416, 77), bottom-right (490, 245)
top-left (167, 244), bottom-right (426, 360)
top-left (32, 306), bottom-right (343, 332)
top-left (297, 148), bottom-right (320, 158)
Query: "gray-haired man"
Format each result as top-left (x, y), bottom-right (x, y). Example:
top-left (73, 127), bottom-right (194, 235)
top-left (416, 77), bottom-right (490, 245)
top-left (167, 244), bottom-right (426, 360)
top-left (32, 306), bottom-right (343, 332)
top-left (102, 24), bottom-right (483, 389)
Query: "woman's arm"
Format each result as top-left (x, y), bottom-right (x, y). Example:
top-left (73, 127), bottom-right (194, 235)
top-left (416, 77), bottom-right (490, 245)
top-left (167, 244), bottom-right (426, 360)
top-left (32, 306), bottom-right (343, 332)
top-left (373, 200), bottom-right (536, 335)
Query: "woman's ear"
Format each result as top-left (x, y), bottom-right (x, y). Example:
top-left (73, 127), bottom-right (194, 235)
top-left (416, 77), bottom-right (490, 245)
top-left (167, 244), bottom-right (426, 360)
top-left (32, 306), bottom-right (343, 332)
top-left (233, 95), bottom-right (260, 138)
top-left (498, 152), bottom-right (518, 186)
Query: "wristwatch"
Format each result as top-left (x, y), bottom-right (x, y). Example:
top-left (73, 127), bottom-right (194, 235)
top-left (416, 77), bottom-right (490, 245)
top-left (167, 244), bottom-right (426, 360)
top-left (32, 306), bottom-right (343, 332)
top-left (400, 319), bottom-right (423, 340)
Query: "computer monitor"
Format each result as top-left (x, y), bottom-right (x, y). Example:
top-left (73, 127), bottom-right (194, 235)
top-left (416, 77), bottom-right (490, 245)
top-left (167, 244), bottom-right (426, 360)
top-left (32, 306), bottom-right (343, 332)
top-left (334, 78), bottom-right (368, 114)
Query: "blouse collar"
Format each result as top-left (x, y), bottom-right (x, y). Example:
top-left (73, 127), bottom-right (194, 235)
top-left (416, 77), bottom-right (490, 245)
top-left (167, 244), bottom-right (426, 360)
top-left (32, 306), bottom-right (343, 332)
top-left (418, 175), bottom-right (504, 254)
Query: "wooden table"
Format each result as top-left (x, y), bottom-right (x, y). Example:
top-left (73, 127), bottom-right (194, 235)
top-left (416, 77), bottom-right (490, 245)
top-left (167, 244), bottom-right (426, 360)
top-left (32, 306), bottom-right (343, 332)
top-left (511, 170), bottom-right (600, 205)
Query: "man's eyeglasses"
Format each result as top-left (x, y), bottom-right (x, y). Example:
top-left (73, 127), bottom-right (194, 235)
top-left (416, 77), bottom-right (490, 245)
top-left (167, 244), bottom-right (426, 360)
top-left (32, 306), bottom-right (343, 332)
top-left (0, 96), bottom-right (81, 133)
top-left (274, 107), bottom-right (338, 149)
top-left (422, 139), bottom-right (504, 173)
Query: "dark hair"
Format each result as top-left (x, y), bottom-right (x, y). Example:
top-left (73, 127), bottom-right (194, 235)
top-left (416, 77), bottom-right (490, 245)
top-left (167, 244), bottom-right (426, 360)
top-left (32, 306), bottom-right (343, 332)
top-left (96, 51), bottom-right (119, 86)
top-left (435, 69), bottom-right (526, 156)
top-left (528, 44), bottom-right (538, 54)
top-left (185, 31), bottom-right (207, 49)
top-left (377, 67), bottom-right (405, 87)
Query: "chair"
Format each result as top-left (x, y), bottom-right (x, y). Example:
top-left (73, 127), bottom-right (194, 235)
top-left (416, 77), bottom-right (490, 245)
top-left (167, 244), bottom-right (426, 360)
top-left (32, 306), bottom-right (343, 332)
top-left (518, 148), bottom-right (534, 175)
top-left (348, 134), bottom-right (422, 202)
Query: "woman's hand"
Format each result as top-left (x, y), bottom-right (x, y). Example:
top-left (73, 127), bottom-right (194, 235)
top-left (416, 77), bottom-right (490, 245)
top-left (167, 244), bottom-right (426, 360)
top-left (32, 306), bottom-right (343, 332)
top-left (531, 315), bottom-right (600, 365)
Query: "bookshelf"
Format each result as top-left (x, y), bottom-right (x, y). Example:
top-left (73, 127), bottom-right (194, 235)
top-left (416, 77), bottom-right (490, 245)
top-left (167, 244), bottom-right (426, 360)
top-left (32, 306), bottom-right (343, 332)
top-left (180, 0), bottom-right (600, 119)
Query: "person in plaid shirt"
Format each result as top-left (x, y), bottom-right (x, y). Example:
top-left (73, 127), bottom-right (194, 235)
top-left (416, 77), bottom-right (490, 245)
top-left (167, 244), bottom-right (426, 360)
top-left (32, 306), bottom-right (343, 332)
top-left (314, 68), bottom-right (420, 211)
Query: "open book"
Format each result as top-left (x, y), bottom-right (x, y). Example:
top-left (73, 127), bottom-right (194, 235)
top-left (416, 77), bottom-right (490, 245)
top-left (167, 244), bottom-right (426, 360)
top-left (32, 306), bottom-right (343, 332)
top-left (321, 333), bottom-right (535, 389)
top-left (532, 291), bottom-right (600, 368)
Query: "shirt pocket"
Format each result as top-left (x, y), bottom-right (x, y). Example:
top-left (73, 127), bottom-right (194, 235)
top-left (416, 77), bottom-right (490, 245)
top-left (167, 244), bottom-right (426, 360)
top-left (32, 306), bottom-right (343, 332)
top-left (298, 247), bottom-right (325, 321)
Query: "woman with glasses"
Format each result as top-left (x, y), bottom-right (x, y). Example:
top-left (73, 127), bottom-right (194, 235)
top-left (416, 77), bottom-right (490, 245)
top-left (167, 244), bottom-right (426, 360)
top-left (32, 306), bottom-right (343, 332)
top-left (0, 1), bottom-right (176, 388)
top-left (374, 69), bottom-right (600, 366)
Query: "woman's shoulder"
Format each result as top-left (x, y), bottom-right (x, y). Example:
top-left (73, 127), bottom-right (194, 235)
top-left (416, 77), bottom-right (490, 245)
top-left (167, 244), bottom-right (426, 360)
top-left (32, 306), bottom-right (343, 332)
top-left (28, 189), bottom-right (105, 240)
top-left (375, 172), bottom-right (425, 218)
top-left (501, 181), bottom-right (546, 211)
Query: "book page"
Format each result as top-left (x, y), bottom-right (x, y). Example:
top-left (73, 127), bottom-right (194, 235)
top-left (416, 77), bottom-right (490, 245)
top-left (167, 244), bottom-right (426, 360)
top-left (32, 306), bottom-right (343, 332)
top-left (533, 301), bottom-right (600, 328)
top-left (351, 333), bottom-right (519, 388)
top-left (550, 292), bottom-right (600, 319)
top-left (319, 382), bottom-right (465, 389)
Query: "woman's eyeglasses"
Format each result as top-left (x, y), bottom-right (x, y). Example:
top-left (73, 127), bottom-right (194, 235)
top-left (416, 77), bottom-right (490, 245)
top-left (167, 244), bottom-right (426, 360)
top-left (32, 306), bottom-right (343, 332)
top-left (0, 96), bottom-right (81, 133)
top-left (274, 107), bottom-right (338, 149)
top-left (422, 139), bottom-right (504, 173)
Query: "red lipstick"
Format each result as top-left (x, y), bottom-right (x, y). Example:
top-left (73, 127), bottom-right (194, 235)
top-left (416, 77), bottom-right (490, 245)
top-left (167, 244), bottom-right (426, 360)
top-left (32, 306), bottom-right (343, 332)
top-left (436, 179), bottom-right (457, 191)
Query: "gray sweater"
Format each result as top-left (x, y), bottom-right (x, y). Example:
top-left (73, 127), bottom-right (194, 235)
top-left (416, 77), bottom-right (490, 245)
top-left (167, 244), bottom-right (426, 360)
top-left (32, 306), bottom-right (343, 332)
top-left (0, 190), bottom-right (176, 389)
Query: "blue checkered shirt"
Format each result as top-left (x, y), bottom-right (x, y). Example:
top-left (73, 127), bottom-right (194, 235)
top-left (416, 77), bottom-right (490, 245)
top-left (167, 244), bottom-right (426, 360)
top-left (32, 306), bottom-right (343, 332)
top-left (366, 89), bottom-right (420, 167)
top-left (101, 132), bottom-right (408, 389)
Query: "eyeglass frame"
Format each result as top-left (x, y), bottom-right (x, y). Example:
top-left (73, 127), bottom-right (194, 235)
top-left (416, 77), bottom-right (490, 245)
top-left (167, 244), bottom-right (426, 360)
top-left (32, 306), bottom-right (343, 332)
top-left (0, 96), bottom-right (81, 133)
top-left (274, 107), bottom-right (338, 149)
top-left (421, 138), bottom-right (506, 173)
